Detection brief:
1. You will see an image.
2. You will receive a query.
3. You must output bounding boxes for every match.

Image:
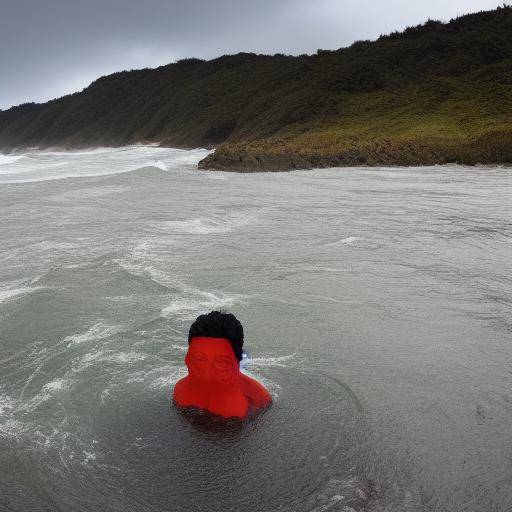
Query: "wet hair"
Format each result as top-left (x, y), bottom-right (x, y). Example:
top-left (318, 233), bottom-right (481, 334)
top-left (188, 311), bottom-right (244, 362)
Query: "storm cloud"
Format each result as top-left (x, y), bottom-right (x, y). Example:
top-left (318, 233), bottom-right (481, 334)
top-left (0, 0), bottom-right (502, 109)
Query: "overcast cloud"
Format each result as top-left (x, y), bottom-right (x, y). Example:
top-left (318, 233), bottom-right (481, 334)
top-left (0, 0), bottom-right (503, 109)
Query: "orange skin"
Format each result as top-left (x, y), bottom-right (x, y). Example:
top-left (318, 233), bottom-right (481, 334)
top-left (173, 337), bottom-right (272, 419)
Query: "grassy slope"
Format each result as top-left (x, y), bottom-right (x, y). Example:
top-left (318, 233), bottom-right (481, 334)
top-left (203, 68), bottom-right (512, 170)
top-left (1, 7), bottom-right (512, 170)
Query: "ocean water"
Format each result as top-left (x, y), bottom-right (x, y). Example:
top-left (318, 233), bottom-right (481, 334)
top-left (0, 147), bottom-right (511, 512)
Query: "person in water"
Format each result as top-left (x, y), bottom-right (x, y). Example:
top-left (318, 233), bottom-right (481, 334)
top-left (173, 311), bottom-right (272, 419)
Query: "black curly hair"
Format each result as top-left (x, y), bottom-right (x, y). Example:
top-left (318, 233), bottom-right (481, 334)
top-left (188, 311), bottom-right (244, 362)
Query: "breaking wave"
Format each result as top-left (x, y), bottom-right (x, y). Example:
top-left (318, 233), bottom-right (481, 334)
top-left (0, 146), bottom-right (210, 184)
top-left (0, 154), bottom-right (24, 166)
top-left (0, 280), bottom-right (43, 304)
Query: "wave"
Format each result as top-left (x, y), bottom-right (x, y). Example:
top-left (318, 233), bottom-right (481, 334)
top-left (145, 160), bottom-right (167, 171)
top-left (340, 236), bottom-right (362, 245)
top-left (0, 146), bottom-right (210, 184)
top-left (113, 255), bottom-right (179, 292)
top-left (245, 353), bottom-right (296, 368)
top-left (41, 378), bottom-right (66, 392)
top-left (22, 378), bottom-right (71, 412)
top-left (125, 365), bottom-right (186, 390)
top-left (0, 392), bottom-right (16, 417)
top-left (64, 322), bottom-right (124, 347)
top-left (114, 245), bottom-right (247, 318)
top-left (0, 281), bottom-right (43, 304)
top-left (162, 287), bottom-right (244, 319)
top-left (0, 154), bottom-right (24, 166)
top-left (0, 383), bottom-right (79, 454)
top-left (0, 376), bottom-right (70, 424)
top-left (72, 350), bottom-right (147, 372)
top-left (157, 211), bottom-right (256, 235)
top-left (0, 392), bottom-right (28, 440)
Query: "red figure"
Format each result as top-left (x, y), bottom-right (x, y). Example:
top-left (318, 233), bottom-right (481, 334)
top-left (173, 337), bottom-right (272, 419)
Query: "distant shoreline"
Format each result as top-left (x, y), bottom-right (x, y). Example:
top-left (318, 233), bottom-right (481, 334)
top-left (2, 142), bottom-right (511, 174)
top-left (1, 6), bottom-right (511, 173)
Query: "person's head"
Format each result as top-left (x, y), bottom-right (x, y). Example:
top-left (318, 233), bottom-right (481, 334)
top-left (188, 310), bottom-right (244, 362)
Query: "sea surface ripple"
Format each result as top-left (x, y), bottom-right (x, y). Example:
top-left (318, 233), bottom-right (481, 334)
top-left (1, 147), bottom-right (511, 512)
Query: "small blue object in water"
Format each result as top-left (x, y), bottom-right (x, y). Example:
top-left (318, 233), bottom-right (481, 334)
top-left (241, 349), bottom-right (251, 368)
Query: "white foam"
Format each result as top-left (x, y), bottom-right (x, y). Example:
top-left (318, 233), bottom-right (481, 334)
top-left (159, 212), bottom-right (255, 235)
top-left (0, 393), bottom-right (16, 417)
top-left (246, 353), bottom-right (296, 368)
top-left (65, 322), bottom-right (124, 347)
top-left (124, 365), bottom-right (186, 389)
top-left (100, 389), bottom-right (111, 405)
top-left (322, 236), bottom-right (375, 249)
top-left (162, 288), bottom-right (244, 319)
top-left (146, 160), bottom-right (168, 171)
top-left (42, 378), bottom-right (66, 392)
top-left (0, 154), bottom-right (24, 165)
top-left (0, 387), bottom-right (77, 447)
top-left (73, 350), bottom-right (147, 372)
top-left (32, 378), bottom-right (69, 403)
top-left (0, 146), bottom-right (210, 184)
top-left (0, 285), bottom-right (34, 303)
top-left (110, 352), bottom-right (147, 364)
top-left (149, 373), bottom-right (180, 390)
top-left (0, 417), bottom-right (28, 440)
top-left (83, 451), bottom-right (97, 463)
top-left (115, 249), bottom-right (246, 319)
top-left (12, 377), bottom-right (73, 415)
top-left (0, 281), bottom-right (42, 304)
top-left (76, 351), bottom-right (106, 366)
top-left (340, 236), bottom-right (362, 245)
top-left (113, 243), bottom-right (179, 287)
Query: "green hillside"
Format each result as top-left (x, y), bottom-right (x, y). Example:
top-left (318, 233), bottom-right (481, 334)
top-left (1, 6), bottom-right (512, 170)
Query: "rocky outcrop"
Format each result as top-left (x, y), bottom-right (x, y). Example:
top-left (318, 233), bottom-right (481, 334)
top-left (198, 133), bottom-right (512, 172)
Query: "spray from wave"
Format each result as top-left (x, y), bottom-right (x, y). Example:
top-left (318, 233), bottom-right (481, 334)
top-left (0, 146), bottom-right (210, 184)
top-left (0, 154), bottom-right (25, 166)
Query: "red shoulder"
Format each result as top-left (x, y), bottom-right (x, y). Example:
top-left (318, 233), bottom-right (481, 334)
top-left (240, 373), bottom-right (272, 409)
top-left (173, 376), bottom-right (193, 405)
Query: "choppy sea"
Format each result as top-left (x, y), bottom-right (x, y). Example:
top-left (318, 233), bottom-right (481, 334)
top-left (1, 147), bottom-right (511, 511)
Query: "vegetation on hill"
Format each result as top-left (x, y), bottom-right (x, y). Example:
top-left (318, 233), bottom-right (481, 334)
top-left (1, 6), bottom-right (512, 171)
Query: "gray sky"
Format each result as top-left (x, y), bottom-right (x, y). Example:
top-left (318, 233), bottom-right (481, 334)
top-left (0, 0), bottom-right (503, 109)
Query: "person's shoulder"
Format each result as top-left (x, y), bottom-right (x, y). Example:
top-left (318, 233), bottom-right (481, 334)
top-left (240, 373), bottom-right (272, 407)
top-left (172, 376), bottom-right (189, 399)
